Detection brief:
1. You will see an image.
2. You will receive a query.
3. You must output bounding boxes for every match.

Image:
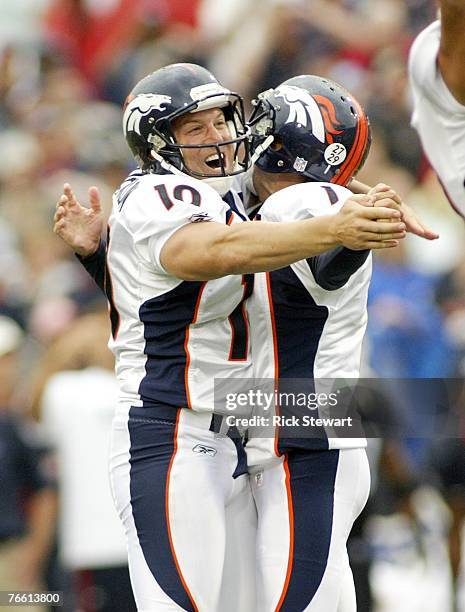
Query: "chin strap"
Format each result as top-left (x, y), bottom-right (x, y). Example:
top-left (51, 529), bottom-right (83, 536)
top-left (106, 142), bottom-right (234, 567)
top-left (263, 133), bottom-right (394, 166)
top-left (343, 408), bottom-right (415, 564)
top-left (250, 135), bottom-right (274, 166)
top-left (149, 150), bottom-right (187, 178)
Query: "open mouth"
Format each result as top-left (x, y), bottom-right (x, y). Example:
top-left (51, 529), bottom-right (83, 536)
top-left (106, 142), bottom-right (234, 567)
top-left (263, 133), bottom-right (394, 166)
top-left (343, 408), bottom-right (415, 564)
top-left (204, 153), bottom-right (225, 170)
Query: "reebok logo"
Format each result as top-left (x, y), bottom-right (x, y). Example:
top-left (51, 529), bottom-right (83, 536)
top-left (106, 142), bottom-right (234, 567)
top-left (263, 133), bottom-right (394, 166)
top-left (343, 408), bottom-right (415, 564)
top-left (192, 444), bottom-right (217, 456)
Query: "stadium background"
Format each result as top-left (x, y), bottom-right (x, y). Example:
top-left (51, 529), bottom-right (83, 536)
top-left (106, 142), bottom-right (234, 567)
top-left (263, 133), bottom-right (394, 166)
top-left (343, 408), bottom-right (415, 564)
top-left (1, 1), bottom-right (465, 610)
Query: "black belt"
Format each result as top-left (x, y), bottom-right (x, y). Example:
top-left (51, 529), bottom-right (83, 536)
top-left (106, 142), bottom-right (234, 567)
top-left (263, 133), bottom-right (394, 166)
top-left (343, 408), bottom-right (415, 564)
top-left (209, 414), bottom-right (248, 478)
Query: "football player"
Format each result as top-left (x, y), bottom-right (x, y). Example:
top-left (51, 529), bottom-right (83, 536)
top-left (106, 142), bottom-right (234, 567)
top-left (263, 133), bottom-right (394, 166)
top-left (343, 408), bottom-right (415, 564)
top-left (53, 63), bottom-right (404, 611)
top-left (408, 0), bottom-right (465, 217)
top-left (244, 75), bottom-right (376, 612)
top-left (409, 1), bottom-right (465, 598)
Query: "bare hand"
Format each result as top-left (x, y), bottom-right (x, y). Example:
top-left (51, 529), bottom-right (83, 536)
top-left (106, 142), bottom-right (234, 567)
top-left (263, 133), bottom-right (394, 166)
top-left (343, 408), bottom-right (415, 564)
top-left (53, 183), bottom-right (104, 257)
top-left (334, 194), bottom-right (406, 250)
top-left (367, 183), bottom-right (438, 240)
top-left (368, 183), bottom-right (402, 210)
top-left (399, 200), bottom-right (439, 240)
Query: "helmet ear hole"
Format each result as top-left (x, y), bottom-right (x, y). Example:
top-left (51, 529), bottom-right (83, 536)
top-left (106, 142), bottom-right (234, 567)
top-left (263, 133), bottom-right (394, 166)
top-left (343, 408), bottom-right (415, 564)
top-left (270, 137), bottom-right (284, 151)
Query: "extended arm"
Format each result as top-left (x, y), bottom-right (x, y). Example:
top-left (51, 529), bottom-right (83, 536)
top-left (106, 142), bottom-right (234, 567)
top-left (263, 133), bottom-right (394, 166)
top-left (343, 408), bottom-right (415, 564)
top-left (54, 185), bottom-right (404, 282)
top-left (438, 0), bottom-right (465, 105)
top-left (161, 194), bottom-right (404, 280)
top-left (54, 183), bottom-right (106, 291)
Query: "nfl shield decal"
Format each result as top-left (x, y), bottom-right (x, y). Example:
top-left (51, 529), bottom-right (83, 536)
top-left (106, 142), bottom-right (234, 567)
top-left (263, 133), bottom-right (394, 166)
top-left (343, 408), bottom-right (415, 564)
top-left (293, 157), bottom-right (308, 172)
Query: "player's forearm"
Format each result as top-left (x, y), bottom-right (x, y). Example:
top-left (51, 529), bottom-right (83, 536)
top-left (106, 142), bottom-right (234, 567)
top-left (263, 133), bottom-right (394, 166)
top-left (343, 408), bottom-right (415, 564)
top-left (24, 489), bottom-right (58, 560)
top-left (215, 216), bottom-right (340, 276)
top-left (439, 0), bottom-right (465, 104)
top-left (348, 179), bottom-right (370, 194)
top-left (440, 0), bottom-right (465, 10)
top-left (162, 216), bottom-right (340, 281)
top-left (162, 197), bottom-right (404, 280)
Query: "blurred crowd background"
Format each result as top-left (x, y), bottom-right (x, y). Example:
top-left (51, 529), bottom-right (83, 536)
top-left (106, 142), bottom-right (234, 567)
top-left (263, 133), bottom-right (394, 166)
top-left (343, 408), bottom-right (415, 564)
top-left (1, 0), bottom-right (465, 611)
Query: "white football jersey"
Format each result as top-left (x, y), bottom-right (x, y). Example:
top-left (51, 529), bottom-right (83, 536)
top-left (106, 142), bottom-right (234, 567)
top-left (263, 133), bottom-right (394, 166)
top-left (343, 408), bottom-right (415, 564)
top-left (106, 170), bottom-right (254, 414)
top-left (247, 182), bottom-right (370, 463)
top-left (409, 20), bottom-right (465, 217)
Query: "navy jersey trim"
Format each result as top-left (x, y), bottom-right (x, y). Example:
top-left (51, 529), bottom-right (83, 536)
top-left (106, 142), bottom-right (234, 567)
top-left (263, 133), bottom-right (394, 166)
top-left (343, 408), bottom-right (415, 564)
top-left (268, 267), bottom-right (330, 452)
top-left (105, 227), bottom-right (121, 339)
top-left (268, 266), bottom-right (328, 380)
top-left (307, 247), bottom-right (370, 291)
top-left (222, 191), bottom-right (248, 221)
top-left (77, 239), bottom-right (106, 292)
top-left (138, 281), bottom-right (205, 408)
top-left (228, 274), bottom-right (254, 361)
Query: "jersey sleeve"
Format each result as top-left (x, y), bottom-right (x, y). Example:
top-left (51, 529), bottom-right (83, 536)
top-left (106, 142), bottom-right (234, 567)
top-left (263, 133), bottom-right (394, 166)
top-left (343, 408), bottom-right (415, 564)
top-left (122, 174), bottom-right (229, 271)
top-left (409, 20), bottom-right (465, 117)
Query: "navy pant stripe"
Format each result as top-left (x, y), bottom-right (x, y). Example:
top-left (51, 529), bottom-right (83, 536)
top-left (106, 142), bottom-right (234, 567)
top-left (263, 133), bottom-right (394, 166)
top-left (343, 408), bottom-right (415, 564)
top-left (279, 450), bottom-right (340, 611)
top-left (128, 407), bottom-right (197, 611)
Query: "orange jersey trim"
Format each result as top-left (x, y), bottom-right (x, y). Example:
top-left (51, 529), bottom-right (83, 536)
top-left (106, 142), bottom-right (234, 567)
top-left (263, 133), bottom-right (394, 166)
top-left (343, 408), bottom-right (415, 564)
top-left (184, 282), bottom-right (207, 409)
top-left (275, 455), bottom-right (295, 611)
top-left (265, 273), bottom-right (281, 458)
top-left (165, 410), bottom-right (199, 611)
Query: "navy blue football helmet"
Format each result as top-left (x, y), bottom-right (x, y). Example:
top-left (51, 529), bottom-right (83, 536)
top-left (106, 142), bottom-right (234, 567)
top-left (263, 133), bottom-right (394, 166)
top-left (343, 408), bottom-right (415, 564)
top-left (249, 75), bottom-right (371, 186)
top-left (122, 63), bottom-right (250, 179)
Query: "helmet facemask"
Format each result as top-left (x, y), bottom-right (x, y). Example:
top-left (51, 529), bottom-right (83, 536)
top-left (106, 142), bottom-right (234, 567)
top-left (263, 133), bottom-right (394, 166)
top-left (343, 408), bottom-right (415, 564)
top-left (125, 90), bottom-right (250, 179)
top-left (155, 93), bottom-right (250, 179)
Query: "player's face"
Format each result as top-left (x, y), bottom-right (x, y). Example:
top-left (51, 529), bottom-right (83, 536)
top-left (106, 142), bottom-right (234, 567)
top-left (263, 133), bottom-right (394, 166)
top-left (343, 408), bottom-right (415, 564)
top-left (173, 108), bottom-right (234, 176)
